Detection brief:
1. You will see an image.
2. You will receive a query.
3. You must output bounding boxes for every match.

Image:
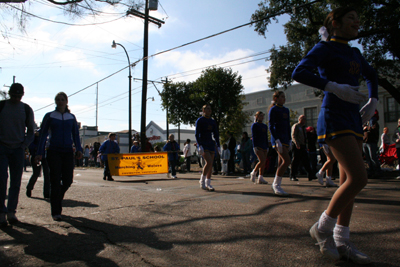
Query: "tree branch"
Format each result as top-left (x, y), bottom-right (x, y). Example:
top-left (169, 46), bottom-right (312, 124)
top-left (46, 0), bottom-right (84, 5)
top-left (378, 76), bottom-right (400, 104)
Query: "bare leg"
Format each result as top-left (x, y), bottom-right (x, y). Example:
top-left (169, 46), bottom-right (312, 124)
top-left (276, 147), bottom-right (290, 177)
top-left (254, 149), bottom-right (267, 174)
top-left (321, 151), bottom-right (337, 176)
top-left (325, 137), bottom-right (367, 220)
top-left (202, 151), bottom-right (215, 179)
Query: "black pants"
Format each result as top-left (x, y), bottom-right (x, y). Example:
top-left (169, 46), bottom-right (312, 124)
top-left (290, 145), bottom-right (314, 179)
top-left (228, 149), bottom-right (235, 173)
top-left (27, 156), bottom-right (50, 197)
top-left (213, 154), bottom-right (221, 173)
top-left (47, 150), bottom-right (74, 216)
top-left (103, 160), bottom-right (112, 179)
top-left (185, 157), bottom-right (191, 172)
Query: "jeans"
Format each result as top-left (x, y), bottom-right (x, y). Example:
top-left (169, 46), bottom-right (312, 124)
top-left (46, 150), bottom-right (74, 216)
top-left (83, 157), bottom-right (89, 167)
top-left (363, 143), bottom-right (381, 174)
top-left (241, 152), bottom-right (251, 174)
top-left (0, 144), bottom-right (24, 214)
top-left (27, 156), bottom-right (50, 197)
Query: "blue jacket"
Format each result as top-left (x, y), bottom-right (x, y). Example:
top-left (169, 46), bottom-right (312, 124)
top-left (269, 104), bottom-right (291, 147)
top-left (99, 139), bottom-right (120, 161)
top-left (195, 116), bottom-right (220, 150)
top-left (130, 145), bottom-right (141, 153)
top-left (37, 110), bottom-right (82, 156)
top-left (163, 140), bottom-right (180, 161)
top-left (292, 38), bottom-right (378, 111)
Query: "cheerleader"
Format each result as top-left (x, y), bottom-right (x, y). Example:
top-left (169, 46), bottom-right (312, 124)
top-left (195, 104), bottom-right (220, 191)
top-left (292, 7), bottom-right (377, 264)
top-left (249, 111), bottom-right (269, 184)
top-left (268, 91), bottom-right (291, 196)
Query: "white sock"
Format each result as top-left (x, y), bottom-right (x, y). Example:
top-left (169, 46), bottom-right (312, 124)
top-left (258, 175), bottom-right (263, 180)
top-left (200, 175), bottom-right (206, 181)
top-left (273, 175), bottom-right (282, 186)
top-left (326, 176), bottom-right (332, 181)
top-left (333, 224), bottom-right (350, 246)
top-left (205, 178), bottom-right (211, 186)
top-left (319, 169), bottom-right (325, 175)
top-left (318, 211), bottom-right (337, 233)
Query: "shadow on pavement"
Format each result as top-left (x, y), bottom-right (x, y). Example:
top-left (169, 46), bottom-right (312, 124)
top-left (0, 215), bottom-right (173, 266)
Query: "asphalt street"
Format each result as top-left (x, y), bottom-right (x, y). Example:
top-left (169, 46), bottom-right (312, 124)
top-left (1, 167), bottom-right (399, 267)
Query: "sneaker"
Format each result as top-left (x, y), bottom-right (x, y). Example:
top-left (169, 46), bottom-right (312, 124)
top-left (271, 184), bottom-right (289, 196)
top-left (0, 213), bottom-right (7, 227)
top-left (337, 240), bottom-right (371, 264)
top-left (326, 179), bottom-right (338, 187)
top-left (107, 177), bottom-right (114, 181)
top-left (397, 176), bottom-right (400, 180)
top-left (316, 172), bottom-right (324, 185)
top-left (171, 175), bottom-right (177, 179)
top-left (205, 180), bottom-right (215, 191)
top-left (7, 213), bottom-right (19, 224)
top-left (199, 180), bottom-right (207, 190)
top-left (250, 171), bottom-right (257, 183)
top-left (309, 222), bottom-right (340, 261)
top-left (257, 176), bottom-right (268, 184)
top-left (52, 215), bottom-right (62, 221)
top-left (103, 176), bottom-right (106, 180)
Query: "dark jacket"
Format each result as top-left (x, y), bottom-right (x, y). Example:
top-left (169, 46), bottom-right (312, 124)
top-left (163, 141), bottom-right (180, 161)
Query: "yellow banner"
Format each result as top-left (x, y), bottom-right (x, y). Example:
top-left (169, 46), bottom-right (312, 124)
top-left (107, 152), bottom-right (169, 176)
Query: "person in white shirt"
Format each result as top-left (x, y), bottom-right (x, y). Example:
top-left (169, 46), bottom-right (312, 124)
top-left (183, 139), bottom-right (192, 172)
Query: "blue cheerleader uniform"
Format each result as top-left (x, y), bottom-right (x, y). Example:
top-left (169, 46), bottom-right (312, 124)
top-left (292, 36), bottom-right (378, 143)
top-left (195, 116), bottom-right (220, 152)
top-left (269, 104), bottom-right (291, 148)
top-left (251, 122), bottom-right (269, 150)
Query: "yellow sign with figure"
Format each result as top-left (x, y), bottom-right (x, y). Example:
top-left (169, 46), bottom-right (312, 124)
top-left (107, 152), bottom-right (169, 176)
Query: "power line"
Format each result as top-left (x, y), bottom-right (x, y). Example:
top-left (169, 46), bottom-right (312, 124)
top-left (33, 1), bottom-right (319, 113)
top-left (5, 3), bottom-right (127, 26)
top-left (34, 64), bottom-right (132, 112)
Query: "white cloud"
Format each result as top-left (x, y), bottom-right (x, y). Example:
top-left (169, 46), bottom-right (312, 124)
top-left (53, 50), bottom-right (99, 74)
top-left (153, 48), bottom-right (271, 92)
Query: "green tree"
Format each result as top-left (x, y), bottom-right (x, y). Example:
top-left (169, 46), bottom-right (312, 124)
top-left (251, 0), bottom-right (400, 102)
top-left (160, 67), bottom-right (250, 144)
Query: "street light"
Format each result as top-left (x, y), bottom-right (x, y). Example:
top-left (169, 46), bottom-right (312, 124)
top-left (111, 40), bottom-right (133, 151)
top-left (147, 96), bottom-right (154, 101)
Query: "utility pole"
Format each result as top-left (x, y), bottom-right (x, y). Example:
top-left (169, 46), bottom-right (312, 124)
top-left (126, 0), bottom-right (164, 151)
top-left (96, 83), bottom-right (98, 131)
top-left (162, 77), bottom-right (170, 137)
top-left (140, 0), bottom-right (150, 151)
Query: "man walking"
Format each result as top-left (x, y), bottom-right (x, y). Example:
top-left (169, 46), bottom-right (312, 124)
top-left (99, 133), bottom-right (120, 181)
top-left (0, 83), bottom-right (35, 226)
top-left (290, 115), bottom-right (314, 181)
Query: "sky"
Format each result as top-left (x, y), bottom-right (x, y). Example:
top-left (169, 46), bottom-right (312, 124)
top-left (0, 0), bottom-right (290, 132)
